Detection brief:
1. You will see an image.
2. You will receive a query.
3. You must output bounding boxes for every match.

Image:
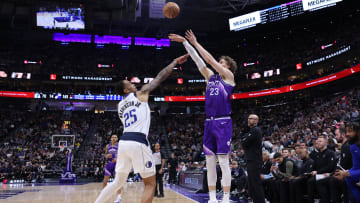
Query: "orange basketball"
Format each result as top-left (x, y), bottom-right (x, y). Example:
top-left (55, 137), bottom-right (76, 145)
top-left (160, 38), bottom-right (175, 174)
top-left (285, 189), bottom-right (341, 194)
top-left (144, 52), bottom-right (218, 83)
top-left (163, 2), bottom-right (180, 19)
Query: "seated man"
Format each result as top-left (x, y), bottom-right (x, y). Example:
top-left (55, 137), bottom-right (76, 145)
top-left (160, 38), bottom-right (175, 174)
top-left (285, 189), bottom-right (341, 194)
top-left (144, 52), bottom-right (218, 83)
top-left (270, 152), bottom-right (296, 203)
top-left (307, 136), bottom-right (337, 203)
top-left (230, 161), bottom-right (246, 195)
top-left (289, 148), bottom-right (314, 203)
top-left (260, 151), bottom-right (272, 202)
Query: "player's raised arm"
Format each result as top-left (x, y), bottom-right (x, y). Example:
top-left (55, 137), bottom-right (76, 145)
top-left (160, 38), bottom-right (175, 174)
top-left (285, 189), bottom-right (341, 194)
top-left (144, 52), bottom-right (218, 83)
top-left (137, 54), bottom-right (189, 99)
top-left (185, 30), bottom-right (235, 84)
top-left (169, 34), bottom-right (214, 81)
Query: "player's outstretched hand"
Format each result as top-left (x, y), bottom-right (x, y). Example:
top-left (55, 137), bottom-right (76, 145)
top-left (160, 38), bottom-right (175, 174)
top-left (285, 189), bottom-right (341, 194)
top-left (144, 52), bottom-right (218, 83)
top-left (185, 29), bottom-right (197, 45)
top-left (175, 54), bottom-right (190, 65)
top-left (168, 34), bottom-right (186, 43)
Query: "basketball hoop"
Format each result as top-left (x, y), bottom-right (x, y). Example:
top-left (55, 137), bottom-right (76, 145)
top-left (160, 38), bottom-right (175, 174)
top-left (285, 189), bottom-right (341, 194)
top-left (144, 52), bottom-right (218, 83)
top-left (60, 145), bottom-right (65, 152)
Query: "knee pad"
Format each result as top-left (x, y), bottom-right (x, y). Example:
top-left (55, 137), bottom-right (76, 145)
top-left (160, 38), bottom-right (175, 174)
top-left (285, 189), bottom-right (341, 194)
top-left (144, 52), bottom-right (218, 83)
top-left (206, 155), bottom-right (217, 186)
top-left (218, 155), bottom-right (231, 187)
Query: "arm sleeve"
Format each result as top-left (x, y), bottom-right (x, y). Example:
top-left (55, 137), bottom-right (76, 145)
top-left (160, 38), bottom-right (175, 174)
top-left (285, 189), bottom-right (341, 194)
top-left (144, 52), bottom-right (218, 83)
top-left (279, 161), bottom-right (293, 178)
top-left (183, 41), bottom-right (206, 70)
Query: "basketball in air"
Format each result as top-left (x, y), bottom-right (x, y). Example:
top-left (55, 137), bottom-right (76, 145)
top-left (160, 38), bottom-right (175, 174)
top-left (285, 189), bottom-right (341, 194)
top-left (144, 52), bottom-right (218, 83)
top-left (163, 2), bottom-right (180, 19)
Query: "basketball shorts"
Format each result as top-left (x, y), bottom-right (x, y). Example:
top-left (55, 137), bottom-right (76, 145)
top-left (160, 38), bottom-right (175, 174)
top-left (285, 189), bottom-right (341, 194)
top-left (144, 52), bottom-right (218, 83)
top-left (104, 162), bottom-right (116, 176)
top-left (203, 117), bottom-right (233, 155)
top-left (115, 140), bottom-right (155, 178)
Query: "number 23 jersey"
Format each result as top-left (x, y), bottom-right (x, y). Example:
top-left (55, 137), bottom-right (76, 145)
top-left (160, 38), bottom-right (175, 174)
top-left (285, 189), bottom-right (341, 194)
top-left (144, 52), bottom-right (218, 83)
top-left (205, 74), bottom-right (234, 117)
top-left (117, 93), bottom-right (151, 137)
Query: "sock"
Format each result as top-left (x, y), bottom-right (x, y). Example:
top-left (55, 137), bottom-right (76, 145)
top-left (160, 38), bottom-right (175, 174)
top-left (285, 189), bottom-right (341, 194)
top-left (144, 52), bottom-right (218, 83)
top-left (223, 192), bottom-right (230, 201)
top-left (209, 190), bottom-right (217, 201)
top-left (116, 194), bottom-right (122, 201)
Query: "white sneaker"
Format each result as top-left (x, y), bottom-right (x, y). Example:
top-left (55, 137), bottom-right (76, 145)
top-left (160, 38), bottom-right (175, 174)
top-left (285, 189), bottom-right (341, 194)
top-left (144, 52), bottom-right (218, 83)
top-left (220, 200), bottom-right (230, 203)
top-left (208, 200), bottom-right (218, 203)
top-left (114, 197), bottom-right (122, 203)
top-left (114, 199), bottom-right (122, 203)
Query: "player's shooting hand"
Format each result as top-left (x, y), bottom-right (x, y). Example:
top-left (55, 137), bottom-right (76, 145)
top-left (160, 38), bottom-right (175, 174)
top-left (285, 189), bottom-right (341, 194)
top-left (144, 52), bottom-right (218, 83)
top-left (175, 54), bottom-right (190, 65)
top-left (185, 29), bottom-right (197, 45)
top-left (168, 34), bottom-right (186, 43)
top-left (106, 154), bottom-right (112, 159)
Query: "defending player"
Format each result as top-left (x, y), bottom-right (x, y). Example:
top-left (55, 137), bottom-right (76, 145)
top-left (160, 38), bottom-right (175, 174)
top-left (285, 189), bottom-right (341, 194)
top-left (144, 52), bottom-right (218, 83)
top-left (94, 53), bottom-right (189, 203)
top-left (169, 30), bottom-right (237, 203)
top-left (103, 134), bottom-right (122, 203)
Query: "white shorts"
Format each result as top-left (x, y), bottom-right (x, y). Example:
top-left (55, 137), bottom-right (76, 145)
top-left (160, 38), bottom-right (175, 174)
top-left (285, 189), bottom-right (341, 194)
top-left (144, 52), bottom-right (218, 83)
top-left (115, 140), bottom-right (156, 178)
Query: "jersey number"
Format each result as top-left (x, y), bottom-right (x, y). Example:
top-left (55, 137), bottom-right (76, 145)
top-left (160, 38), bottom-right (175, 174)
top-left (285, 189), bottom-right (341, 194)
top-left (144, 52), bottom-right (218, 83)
top-left (124, 109), bottom-right (137, 127)
top-left (210, 88), bottom-right (219, 96)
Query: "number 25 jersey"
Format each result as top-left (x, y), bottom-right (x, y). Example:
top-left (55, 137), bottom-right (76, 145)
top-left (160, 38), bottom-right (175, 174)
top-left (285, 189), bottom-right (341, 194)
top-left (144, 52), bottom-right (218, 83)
top-left (117, 93), bottom-right (151, 137)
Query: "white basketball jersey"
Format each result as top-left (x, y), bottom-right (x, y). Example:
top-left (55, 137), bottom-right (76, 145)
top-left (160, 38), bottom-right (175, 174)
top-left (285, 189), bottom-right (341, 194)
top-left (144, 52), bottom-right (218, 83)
top-left (117, 93), bottom-right (151, 137)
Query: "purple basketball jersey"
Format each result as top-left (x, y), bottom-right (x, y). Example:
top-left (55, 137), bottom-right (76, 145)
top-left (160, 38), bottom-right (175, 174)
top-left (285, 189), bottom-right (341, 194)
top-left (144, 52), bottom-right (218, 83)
top-left (105, 143), bottom-right (118, 176)
top-left (107, 142), bottom-right (118, 163)
top-left (203, 75), bottom-right (234, 155)
top-left (205, 74), bottom-right (234, 117)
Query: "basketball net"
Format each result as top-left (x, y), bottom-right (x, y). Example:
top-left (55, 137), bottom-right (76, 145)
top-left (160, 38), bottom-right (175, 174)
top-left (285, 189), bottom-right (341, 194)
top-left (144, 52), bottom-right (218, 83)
top-left (60, 145), bottom-right (65, 152)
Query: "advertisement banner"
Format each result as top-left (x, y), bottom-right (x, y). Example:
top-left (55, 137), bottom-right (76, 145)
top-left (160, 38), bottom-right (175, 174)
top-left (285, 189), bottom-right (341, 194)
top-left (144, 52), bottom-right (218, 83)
top-left (0, 91), bottom-right (35, 98)
top-left (229, 11), bottom-right (261, 31)
top-left (302, 0), bottom-right (342, 11)
top-left (0, 65), bottom-right (359, 101)
top-left (165, 64), bottom-right (360, 102)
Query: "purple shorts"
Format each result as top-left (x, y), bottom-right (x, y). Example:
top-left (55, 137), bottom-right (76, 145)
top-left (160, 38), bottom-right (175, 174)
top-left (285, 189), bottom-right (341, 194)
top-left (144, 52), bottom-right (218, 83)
top-left (203, 118), bottom-right (232, 155)
top-left (105, 162), bottom-right (116, 176)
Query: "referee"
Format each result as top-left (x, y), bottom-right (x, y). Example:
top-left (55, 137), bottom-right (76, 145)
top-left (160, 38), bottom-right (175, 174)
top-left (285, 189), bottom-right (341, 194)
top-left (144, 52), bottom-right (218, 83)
top-left (153, 143), bottom-right (166, 198)
top-left (240, 114), bottom-right (265, 203)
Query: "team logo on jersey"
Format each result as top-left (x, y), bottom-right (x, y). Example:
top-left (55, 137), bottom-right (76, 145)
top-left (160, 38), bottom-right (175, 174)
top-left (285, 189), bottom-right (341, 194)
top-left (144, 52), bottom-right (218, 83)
top-left (145, 161), bottom-right (152, 168)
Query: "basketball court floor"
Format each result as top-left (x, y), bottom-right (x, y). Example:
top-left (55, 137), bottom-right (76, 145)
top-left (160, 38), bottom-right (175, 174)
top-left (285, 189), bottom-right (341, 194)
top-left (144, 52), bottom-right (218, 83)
top-left (0, 182), bottom-right (244, 202)
top-left (0, 182), bottom-right (198, 203)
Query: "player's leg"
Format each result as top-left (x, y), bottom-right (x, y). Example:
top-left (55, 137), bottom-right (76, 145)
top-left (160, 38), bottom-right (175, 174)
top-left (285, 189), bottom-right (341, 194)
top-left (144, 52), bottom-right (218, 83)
top-left (94, 142), bottom-right (130, 203)
top-left (114, 170), bottom-right (122, 203)
top-left (102, 175), bottom-right (110, 188)
top-left (216, 119), bottom-right (233, 203)
top-left (141, 174), bottom-right (156, 203)
top-left (206, 155), bottom-right (218, 201)
top-left (204, 120), bottom-right (218, 202)
top-left (218, 154), bottom-right (231, 201)
top-left (94, 172), bottom-right (128, 203)
top-left (103, 163), bottom-right (113, 188)
top-left (132, 142), bottom-right (156, 203)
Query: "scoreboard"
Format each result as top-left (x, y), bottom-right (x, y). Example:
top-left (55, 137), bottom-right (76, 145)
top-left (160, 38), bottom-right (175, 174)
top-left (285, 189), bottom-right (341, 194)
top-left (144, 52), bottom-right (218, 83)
top-left (229, 0), bottom-right (343, 31)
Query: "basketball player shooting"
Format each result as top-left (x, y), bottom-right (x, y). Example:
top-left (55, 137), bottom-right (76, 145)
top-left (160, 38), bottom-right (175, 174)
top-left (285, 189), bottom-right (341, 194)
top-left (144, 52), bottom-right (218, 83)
top-left (103, 134), bottom-right (122, 203)
top-left (169, 30), bottom-right (237, 203)
top-left (94, 53), bottom-right (189, 203)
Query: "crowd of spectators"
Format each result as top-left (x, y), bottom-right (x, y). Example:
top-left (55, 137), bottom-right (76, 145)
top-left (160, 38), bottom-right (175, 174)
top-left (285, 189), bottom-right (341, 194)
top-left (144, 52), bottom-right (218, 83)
top-left (0, 110), bottom-right (91, 183)
top-left (0, 84), bottom-right (359, 202)
top-left (162, 88), bottom-right (360, 202)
